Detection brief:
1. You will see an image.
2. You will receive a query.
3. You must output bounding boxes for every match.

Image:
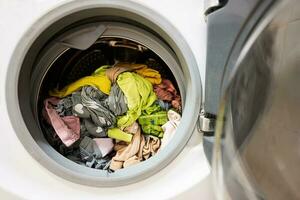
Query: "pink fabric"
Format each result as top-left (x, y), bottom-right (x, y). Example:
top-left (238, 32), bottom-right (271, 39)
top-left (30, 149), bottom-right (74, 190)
top-left (93, 138), bottom-right (114, 157)
top-left (43, 97), bottom-right (80, 147)
top-left (153, 79), bottom-right (182, 111)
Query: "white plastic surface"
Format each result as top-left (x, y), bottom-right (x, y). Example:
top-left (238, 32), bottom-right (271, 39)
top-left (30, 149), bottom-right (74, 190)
top-left (0, 0), bottom-right (213, 199)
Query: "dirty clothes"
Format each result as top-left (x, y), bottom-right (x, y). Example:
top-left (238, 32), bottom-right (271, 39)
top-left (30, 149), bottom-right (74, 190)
top-left (110, 122), bottom-right (145, 170)
top-left (154, 79), bottom-right (182, 111)
top-left (72, 86), bottom-right (116, 136)
top-left (156, 99), bottom-right (171, 111)
top-left (41, 122), bottom-right (63, 147)
top-left (117, 72), bottom-right (157, 128)
top-left (138, 104), bottom-right (168, 138)
top-left (79, 136), bottom-right (114, 169)
top-left (79, 121), bottom-right (92, 138)
top-left (113, 141), bottom-right (128, 151)
top-left (104, 83), bottom-right (128, 116)
top-left (43, 60), bottom-right (182, 172)
top-left (93, 138), bottom-right (114, 157)
top-left (143, 135), bottom-right (161, 159)
top-left (43, 97), bottom-right (80, 147)
top-left (83, 119), bottom-right (107, 138)
top-left (58, 142), bottom-right (79, 157)
top-left (123, 156), bottom-right (140, 168)
top-left (106, 63), bottom-right (162, 84)
top-left (55, 96), bottom-right (73, 116)
top-left (141, 103), bottom-right (162, 115)
top-left (107, 128), bottom-right (133, 143)
top-left (135, 67), bottom-right (162, 85)
top-left (160, 110), bottom-right (181, 151)
top-left (49, 66), bottom-right (111, 98)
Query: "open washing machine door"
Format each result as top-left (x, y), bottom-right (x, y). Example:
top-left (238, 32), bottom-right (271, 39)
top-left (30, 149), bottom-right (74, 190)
top-left (202, 0), bottom-right (275, 164)
top-left (209, 0), bottom-right (300, 199)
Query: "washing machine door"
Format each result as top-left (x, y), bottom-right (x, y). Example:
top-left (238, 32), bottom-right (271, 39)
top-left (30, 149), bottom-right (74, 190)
top-left (204, 0), bottom-right (274, 116)
top-left (202, 0), bottom-right (275, 164)
top-left (212, 0), bottom-right (300, 199)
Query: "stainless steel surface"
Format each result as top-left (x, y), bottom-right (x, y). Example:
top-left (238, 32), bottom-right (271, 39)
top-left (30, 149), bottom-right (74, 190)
top-left (199, 114), bottom-right (215, 132)
top-left (204, 0), bottom-right (221, 16)
top-left (213, 0), bottom-right (300, 199)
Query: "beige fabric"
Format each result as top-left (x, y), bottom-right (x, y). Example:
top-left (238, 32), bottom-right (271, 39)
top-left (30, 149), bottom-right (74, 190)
top-left (110, 122), bottom-right (145, 170)
top-left (123, 155), bottom-right (140, 168)
top-left (113, 142), bottom-right (128, 151)
top-left (143, 136), bottom-right (161, 159)
top-left (109, 122), bottom-right (162, 171)
top-left (106, 63), bottom-right (145, 82)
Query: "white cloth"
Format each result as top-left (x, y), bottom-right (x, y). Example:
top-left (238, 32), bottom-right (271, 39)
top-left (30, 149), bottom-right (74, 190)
top-left (93, 138), bottom-right (114, 157)
top-left (159, 110), bottom-right (181, 150)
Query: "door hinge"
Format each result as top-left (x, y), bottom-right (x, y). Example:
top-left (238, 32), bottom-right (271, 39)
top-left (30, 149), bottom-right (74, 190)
top-left (204, 0), bottom-right (228, 16)
top-left (198, 111), bottom-right (216, 133)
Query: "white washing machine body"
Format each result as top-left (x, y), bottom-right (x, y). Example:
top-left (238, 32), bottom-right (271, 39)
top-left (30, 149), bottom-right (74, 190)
top-left (0, 0), bottom-right (213, 199)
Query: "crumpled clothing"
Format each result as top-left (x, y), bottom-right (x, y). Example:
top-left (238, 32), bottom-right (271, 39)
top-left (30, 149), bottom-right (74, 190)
top-left (135, 67), bottom-right (162, 85)
top-left (154, 79), bottom-right (181, 111)
top-left (41, 122), bottom-right (63, 147)
top-left (138, 104), bottom-right (168, 138)
top-left (79, 122), bottom-right (92, 138)
top-left (43, 97), bottom-right (80, 147)
top-left (141, 103), bottom-right (162, 115)
top-left (107, 128), bottom-right (133, 143)
top-left (104, 83), bottom-right (128, 116)
top-left (156, 99), bottom-right (171, 111)
top-left (78, 148), bottom-right (113, 170)
top-left (159, 110), bottom-right (181, 151)
top-left (106, 63), bottom-right (162, 84)
top-left (110, 122), bottom-right (145, 171)
top-left (49, 66), bottom-right (111, 98)
top-left (80, 136), bottom-right (102, 159)
top-left (113, 141), bottom-right (128, 151)
top-left (93, 138), bottom-right (114, 157)
top-left (123, 155), bottom-right (140, 168)
top-left (79, 136), bottom-right (114, 169)
top-left (84, 119), bottom-right (107, 138)
top-left (141, 125), bottom-right (164, 138)
top-left (117, 72), bottom-right (157, 128)
top-left (143, 135), bottom-right (161, 159)
top-left (55, 96), bottom-right (73, 116)
top-left (72, 86), bottom-right (116, 136)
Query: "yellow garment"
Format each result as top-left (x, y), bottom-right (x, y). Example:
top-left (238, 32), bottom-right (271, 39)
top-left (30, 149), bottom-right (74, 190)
top-left (92, 65), bottom-right (108, 76)
top-left (108, 128), bottom-right (133, 143)
top-left (135, 67), bottom-right (162, 85)
top-left (106, 63), bottom-right (162, 85)
top-left (49, 66), bottom-right (111, 97)
top-left (117, 72), bottom-right (157, 128)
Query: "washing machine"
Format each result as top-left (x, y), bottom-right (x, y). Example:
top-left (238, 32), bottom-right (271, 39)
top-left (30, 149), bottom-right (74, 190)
top-left (0, 0), bottom-right (214, 199)
top-left (2, 0), bottom-right (298, 199)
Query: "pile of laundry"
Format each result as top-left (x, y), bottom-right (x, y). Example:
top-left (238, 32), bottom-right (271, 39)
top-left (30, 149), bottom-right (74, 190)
top-left (42, 63), bottom-right (182, 172)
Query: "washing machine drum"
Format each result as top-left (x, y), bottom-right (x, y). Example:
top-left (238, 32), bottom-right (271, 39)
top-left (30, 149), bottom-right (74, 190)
top-left (6, 1), bottom-right (202, 187)
top-left (36, 34), bottom-right (180, 169)
top-left (213, 0), bottom-right (300, 199)
top-left (22, 24), bottom-right (184, 183)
